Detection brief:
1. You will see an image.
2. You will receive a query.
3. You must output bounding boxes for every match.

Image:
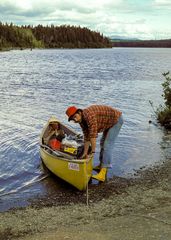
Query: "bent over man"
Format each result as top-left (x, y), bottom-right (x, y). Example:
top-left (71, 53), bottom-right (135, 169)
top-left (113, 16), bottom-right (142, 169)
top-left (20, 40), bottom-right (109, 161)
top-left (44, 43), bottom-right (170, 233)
top-left (65, 105), bottom-right (123, 182)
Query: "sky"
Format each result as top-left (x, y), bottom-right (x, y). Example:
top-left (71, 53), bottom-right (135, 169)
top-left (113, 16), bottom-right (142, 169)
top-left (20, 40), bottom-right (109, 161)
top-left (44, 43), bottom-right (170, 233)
top-left (0, 0), bottom-right (171, 40)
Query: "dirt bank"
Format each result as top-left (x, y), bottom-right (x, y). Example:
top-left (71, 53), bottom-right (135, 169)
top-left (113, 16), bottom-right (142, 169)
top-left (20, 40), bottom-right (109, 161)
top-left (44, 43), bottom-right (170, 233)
top-left (0, 159), bottom-right (171, 240)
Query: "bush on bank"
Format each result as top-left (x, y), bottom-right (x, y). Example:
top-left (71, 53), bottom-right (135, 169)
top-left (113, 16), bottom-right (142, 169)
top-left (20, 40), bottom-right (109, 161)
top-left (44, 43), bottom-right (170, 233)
top-left (155, 72), bottom-right (171, 129)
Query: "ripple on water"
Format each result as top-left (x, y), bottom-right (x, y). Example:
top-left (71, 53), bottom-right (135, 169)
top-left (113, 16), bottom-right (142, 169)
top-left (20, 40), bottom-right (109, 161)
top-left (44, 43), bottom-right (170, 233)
top-left (0, 48), bottom-right (171, 211)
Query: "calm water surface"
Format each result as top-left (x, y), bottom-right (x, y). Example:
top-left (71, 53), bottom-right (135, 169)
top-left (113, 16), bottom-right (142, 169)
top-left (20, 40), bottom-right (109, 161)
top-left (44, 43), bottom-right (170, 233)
top-left (0, 48), bottom-right (171, 211)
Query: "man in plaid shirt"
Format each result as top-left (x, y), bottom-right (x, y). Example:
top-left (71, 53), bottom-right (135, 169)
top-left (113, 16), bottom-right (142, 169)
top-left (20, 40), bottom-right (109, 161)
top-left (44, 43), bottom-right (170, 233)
top-left (66, 105), bottom-right (123, 182)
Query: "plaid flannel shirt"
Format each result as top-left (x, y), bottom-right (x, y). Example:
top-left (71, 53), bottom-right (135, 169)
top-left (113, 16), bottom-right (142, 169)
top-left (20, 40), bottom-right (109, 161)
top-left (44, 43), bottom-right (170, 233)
top-left (80, 105), bottom-right (122, 141)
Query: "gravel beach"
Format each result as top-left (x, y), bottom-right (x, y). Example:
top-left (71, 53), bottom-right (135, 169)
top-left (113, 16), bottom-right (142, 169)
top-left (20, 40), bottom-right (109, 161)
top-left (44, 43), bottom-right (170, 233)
top-left (0, 159), bottom-right (171, 240)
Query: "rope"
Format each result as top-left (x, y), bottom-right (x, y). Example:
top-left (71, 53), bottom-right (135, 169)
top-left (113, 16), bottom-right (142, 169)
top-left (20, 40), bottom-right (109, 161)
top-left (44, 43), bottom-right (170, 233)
top-left (86, 159), bottom-right (89, 206)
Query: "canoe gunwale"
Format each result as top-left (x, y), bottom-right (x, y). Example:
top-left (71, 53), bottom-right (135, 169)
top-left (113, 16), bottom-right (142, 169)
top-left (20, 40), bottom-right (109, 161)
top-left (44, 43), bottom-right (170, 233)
top-left (40, 145), bottom-right (92, 164)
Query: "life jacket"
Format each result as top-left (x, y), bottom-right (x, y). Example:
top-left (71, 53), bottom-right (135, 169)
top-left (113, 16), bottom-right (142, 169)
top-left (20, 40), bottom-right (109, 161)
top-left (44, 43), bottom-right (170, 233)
top-left (49, 138), bottom-right (61, 150)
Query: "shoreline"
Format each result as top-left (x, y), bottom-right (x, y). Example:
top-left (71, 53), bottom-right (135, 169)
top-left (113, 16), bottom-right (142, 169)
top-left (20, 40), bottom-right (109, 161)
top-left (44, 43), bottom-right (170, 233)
top-left (0, 159), bottom-right (171, 240)
top-left (1, 46), bottom-right (171, 53)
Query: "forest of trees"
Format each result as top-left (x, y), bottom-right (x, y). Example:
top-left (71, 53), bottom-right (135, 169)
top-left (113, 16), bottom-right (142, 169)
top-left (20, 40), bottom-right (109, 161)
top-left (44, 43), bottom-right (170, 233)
top-left (1, 22), bottom-right (171, 50)
top-left (112, 39), bottom-right (171, 48)
top-left (0, 22), bottom-right (112, 50)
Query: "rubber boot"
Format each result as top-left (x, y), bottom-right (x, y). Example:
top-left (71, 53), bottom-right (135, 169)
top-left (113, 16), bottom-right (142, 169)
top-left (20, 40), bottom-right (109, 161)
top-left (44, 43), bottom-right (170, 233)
top-left (92, 168), bottom-right (107, 182)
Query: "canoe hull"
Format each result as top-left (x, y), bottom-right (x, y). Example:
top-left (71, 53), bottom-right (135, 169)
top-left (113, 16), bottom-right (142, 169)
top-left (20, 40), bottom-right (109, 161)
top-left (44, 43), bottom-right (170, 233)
top-left (40, 147), bottom-right (93, 191)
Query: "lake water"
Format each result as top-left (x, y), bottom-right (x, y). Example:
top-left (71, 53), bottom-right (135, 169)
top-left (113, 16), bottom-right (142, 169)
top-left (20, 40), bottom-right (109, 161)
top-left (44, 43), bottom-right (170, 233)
top-left (0, 48), bottom-right (171, 211)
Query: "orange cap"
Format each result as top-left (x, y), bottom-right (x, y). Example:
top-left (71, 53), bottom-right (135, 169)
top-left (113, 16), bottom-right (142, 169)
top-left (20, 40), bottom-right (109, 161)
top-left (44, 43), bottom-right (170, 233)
top-left (66, 106), bottom-right (78, 121)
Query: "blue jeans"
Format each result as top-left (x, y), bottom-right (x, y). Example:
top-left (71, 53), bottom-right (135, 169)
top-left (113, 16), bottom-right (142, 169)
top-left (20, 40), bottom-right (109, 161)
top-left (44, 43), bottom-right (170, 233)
top-left (99, 115), bottom-right (123, 168)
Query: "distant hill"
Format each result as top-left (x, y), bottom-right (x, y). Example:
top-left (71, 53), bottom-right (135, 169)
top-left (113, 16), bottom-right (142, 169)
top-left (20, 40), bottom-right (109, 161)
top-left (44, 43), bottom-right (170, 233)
top-left (0, 22), bottom-right (112, 50)
top-left (109, 35), bottom-right (140, 41)
top-left (111, 39), bottom-right (171, 48)
top-left (109, 35), bottom-right (171, 48)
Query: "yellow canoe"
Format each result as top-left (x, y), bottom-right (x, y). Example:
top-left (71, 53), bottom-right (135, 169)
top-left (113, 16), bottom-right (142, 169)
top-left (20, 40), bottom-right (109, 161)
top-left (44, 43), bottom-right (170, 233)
top-left (40, 118), bottom-right (93, 191)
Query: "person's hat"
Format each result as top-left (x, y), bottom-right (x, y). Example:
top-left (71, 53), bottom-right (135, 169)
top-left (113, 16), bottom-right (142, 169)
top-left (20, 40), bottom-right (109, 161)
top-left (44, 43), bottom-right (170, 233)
top-left (48, 116), bottom-right (59, 124)
top-left (66, 106), bottom-right (78, 121)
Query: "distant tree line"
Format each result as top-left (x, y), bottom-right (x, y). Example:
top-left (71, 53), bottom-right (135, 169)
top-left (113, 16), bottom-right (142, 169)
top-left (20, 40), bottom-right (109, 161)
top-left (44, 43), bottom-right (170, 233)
top-left (112, 39), bottom-right (171, 48)
top-left (32, 24), bottom-right (112, 48)
top-left (0, 22), bottom-right (43, 50)
top-left (0, 22), bottom-right (112, 50)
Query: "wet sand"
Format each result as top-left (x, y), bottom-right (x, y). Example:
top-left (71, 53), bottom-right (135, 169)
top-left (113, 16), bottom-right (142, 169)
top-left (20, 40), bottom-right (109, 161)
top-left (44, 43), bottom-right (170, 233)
top-left (0, 159), bottom-right (171, 240)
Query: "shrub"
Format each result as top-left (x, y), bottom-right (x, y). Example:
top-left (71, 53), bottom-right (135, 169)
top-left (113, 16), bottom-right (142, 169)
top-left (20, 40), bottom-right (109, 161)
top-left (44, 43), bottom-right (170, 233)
top-left (161, 72), bottom-right (171, 108)
top-left (154, 72), bottom-right (171, 129)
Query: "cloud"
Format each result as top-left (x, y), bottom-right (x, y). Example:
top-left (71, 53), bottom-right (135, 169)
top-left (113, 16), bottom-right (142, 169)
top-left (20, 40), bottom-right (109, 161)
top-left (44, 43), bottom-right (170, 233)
top-left (154, 0), bottom-right (171, 5)
top-left (0, 0), bottom-right (124, 16)
top-left (97, 18), bottom-right (154, 40)
top-left (0, 0), bottom-right (57, 17)
top-left (0, 0), bottom-right (125, 28)
top-left (153, 0), bottom-right (171, 8)
top-left (0, 0), bottom-right (170, 39)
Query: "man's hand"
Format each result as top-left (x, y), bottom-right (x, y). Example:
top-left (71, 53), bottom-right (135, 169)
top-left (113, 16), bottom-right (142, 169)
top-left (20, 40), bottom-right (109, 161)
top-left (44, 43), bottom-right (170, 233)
top-left (79, 153), bottom-right (88, 159)
top-left (79, 152), bottom-right (94, 159)
top-left (88, 152), bottom-right (95, 159)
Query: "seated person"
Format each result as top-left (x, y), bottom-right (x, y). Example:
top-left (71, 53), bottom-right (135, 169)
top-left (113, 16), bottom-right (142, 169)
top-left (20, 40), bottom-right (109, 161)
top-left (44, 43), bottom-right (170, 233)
top-left (43, 117), bottom-right (65, 149)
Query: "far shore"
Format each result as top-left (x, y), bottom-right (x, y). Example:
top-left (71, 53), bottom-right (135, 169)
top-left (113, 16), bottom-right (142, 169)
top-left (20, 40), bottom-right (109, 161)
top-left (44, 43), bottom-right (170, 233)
top-left (1, 45), bottom-right (171, 53)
